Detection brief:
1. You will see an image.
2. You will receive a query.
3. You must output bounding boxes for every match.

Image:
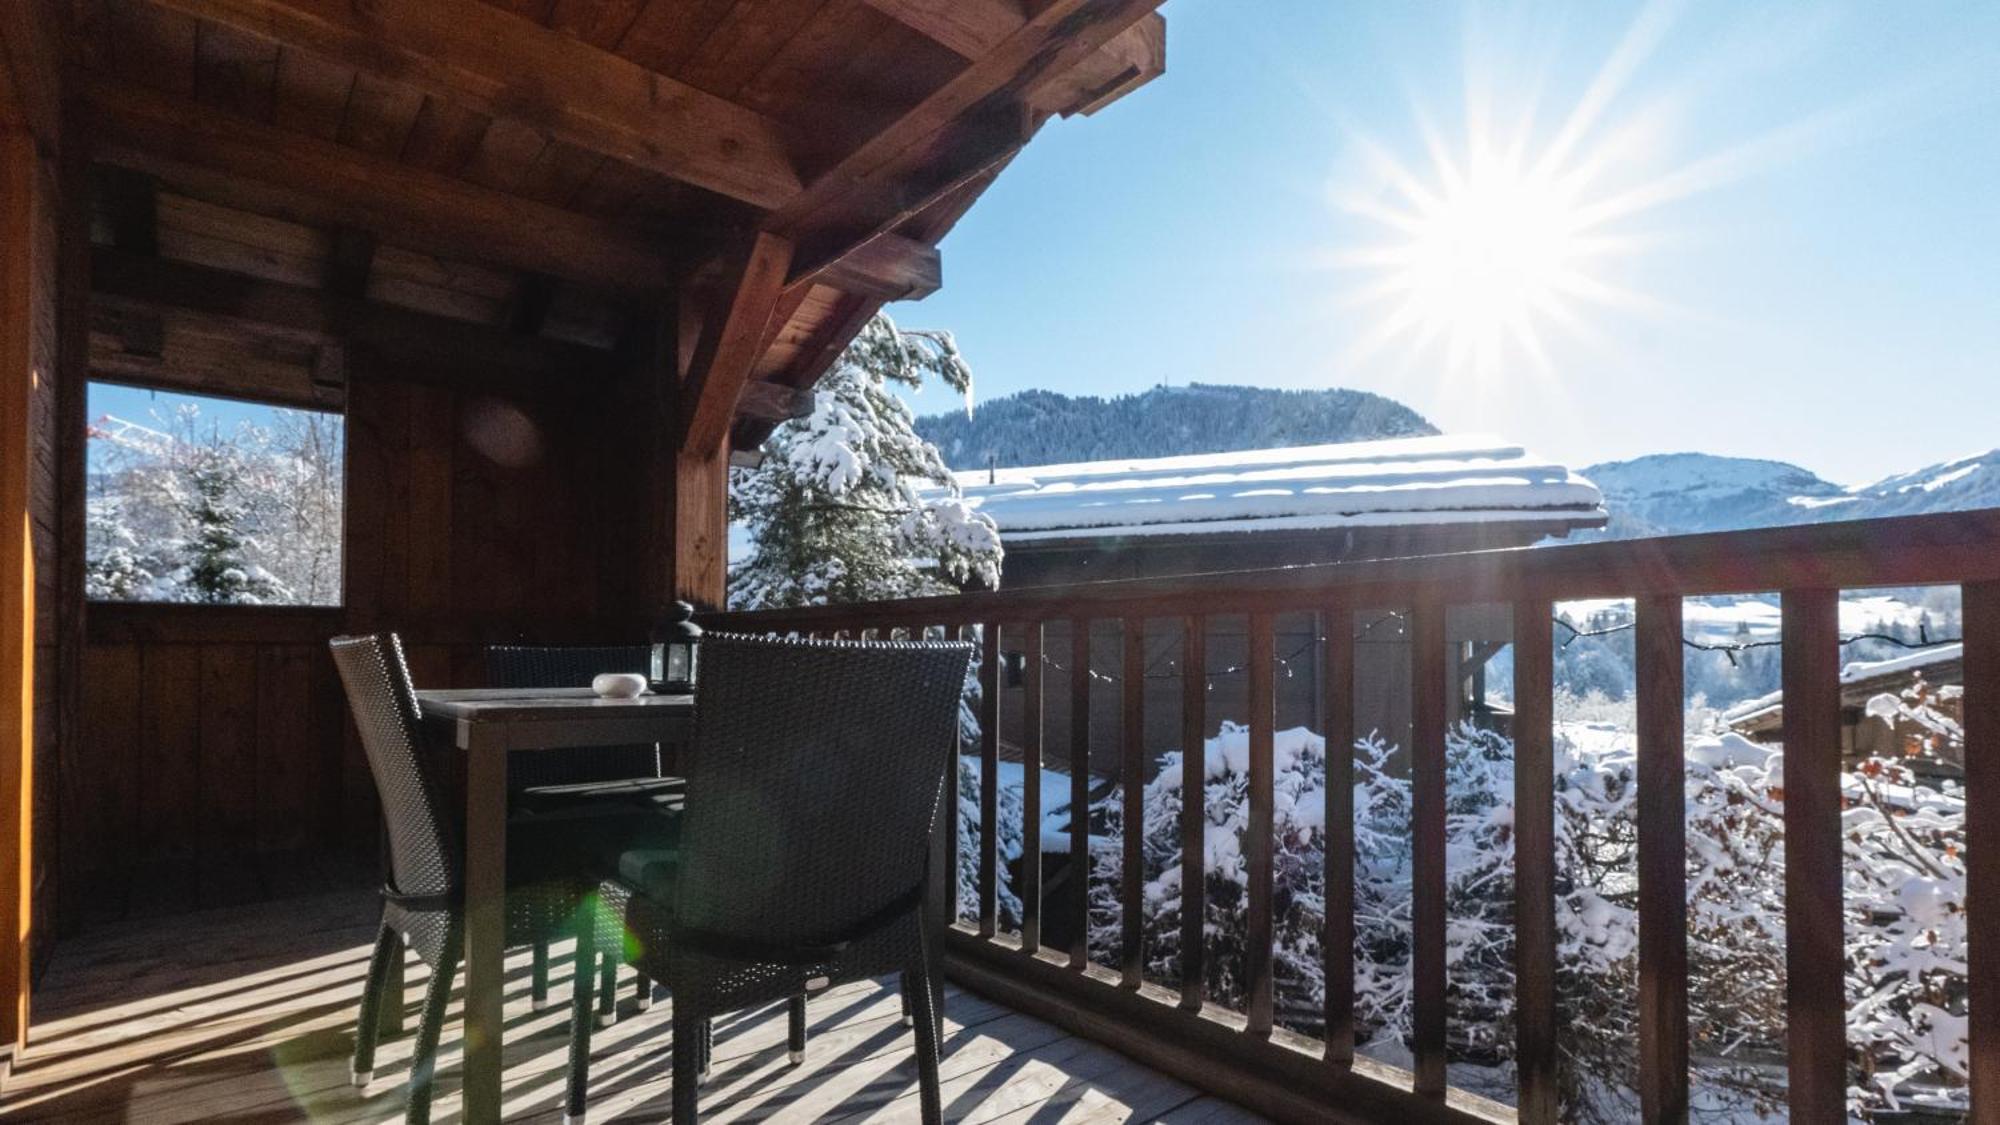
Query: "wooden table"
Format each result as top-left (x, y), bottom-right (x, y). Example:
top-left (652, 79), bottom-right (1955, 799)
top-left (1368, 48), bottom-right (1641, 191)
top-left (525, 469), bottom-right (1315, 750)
top-left (416, 687), bottom-right (694, 1124)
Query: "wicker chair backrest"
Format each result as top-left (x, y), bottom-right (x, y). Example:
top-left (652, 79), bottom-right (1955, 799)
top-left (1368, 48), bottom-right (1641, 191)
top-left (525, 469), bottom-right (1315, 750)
top-left (485, 644), bottom-right (660, 787)
top-left (671, 633), bottom-right (973, 955)
top-left (329, 634), bottom-right (457, 900)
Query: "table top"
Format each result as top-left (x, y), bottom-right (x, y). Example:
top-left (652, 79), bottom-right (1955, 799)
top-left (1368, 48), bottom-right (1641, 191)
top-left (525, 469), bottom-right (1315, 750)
top-left (416, 687), bottom-right (694, 752)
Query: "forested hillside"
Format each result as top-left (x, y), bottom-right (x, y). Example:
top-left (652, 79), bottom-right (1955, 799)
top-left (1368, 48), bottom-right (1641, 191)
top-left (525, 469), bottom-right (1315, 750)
top-left (914, 383), bottom-right (1436, 470)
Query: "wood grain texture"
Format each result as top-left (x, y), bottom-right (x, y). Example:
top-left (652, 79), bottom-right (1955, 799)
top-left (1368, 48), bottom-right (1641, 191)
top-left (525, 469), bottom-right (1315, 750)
top-left (1244, 612), bottom-right (1276, 1038)
top-left (1322, 603), bottom-right (1355, 1065)
top-left (1510, 600), bottom-right (1557, 1123)
top-left (1179, 613), bottom-right (1205, 1010)
top-left (979, 620), bottom-right (1001, 937)
top-left (1408, 601), bottom-right (1448, 1097)
top-left (1634, 594), bottom-right (1688, 1122)
top-left (1121, 616), bottom-right (1145, 987)
top-left (147, 0), bottom-right (802, 208)
top-left (1020, 621), bottom-right (1044, 952)
top-left (679, 231), bottom-right (794, 453)
top-left (1069, 618), bottom-right (1091, 969)
top-left (1968, 582), bottom-right (2000, 1123)
top-left (81, 74), bottom-right (676, 291)
top-left (1781, 587), bottom-right (1845, 1122)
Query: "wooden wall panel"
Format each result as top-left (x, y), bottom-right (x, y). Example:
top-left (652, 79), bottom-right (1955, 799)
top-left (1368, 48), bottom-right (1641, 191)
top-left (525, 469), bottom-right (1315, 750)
top-left (66, 361), bottom-right (657, 925)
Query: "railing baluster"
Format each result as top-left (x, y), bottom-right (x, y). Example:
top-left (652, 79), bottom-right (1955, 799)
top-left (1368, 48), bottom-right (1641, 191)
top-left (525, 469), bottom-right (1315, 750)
top-left (1512, 600), bottom-right (1558, 1124)
top-left (1180, 614), bottom-right (1206, 1010)
top-left (1781, 587), bottom-right (1844, 1121)
top-left (978, 621), bottom-right (1000, 938)
top-left (1968, 581), bottom-right (2000, 1120)
top-left (941, 622), bottom-right (960, 925)
top-left (1246, 612), bottom-right (1276, 1038)
top-left (1121, 616), bottom-right (1146, 988)
top-left (1634, 594), bottom-right (1689, 1122)
top-left (1323, 604), bottom-right (1355, 1066)
top-left (1069, 618), bottom-right (1091, 970)
top-left (1022, 621), bottom-right (1045, 953)
top-left (1410, 599), bottom-right (1448, 1097)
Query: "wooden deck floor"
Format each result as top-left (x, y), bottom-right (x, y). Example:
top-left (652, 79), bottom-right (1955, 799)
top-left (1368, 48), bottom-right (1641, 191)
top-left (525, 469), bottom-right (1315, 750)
top-left (0, 891), bottom-right (1265, 1123)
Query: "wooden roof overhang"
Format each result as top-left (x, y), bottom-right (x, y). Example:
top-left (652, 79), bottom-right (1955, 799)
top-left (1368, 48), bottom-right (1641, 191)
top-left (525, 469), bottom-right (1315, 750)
top-left (53, 0), bottom-right (1168, 455)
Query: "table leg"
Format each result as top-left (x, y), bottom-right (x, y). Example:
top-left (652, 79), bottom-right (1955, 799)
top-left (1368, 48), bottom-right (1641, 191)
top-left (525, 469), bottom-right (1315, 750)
top-left (463, 745), bottom-right (508, 1122)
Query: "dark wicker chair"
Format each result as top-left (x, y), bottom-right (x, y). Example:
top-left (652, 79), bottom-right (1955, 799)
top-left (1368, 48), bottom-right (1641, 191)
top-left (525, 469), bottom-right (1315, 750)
top-left (486, 644), bottom-right (687, 1022)
top-left (574, 633), bottom-right (973, 1124)
top-left (329, 634), bottom-right (628, 1125)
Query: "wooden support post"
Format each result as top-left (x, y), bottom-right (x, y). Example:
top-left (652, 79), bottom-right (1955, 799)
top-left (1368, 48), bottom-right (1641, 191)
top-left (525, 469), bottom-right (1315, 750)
top-left (1512, 600), bottom-right (1558, 1124)
top-left (1179, 614), bottom-right (1206, 1010)
top-left (1968, 581), bottom-right (2000, 1123)
top-left (0, 122), bottom-right (35, 1070)
top-left (1020, 622), bottom-right (1044, 952)
top-left (1409, 600), bottom-right (1448, 1097)
top-left (1635, 594), bottom-right (1688, 1122)
top-left (1322, 603), bottom-right (1355, 1066)
top-left (1244, 612), bottom-right (1275, 1038)
top-left (978, 622), bottom-right (1000, 937)
top-left (1068, 618), bottom-right (1090, 970)
top-left (1782, 587), bottom-right (1845, 1122)
top-left (1120, 617), bottom-right (1145, 988)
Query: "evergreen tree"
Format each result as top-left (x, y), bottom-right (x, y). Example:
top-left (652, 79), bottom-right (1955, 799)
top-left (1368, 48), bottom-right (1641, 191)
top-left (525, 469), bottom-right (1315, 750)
top-left (728, 311), bottom-right (1001, 609)
top-left (172, 441), bottom-right (283, 604)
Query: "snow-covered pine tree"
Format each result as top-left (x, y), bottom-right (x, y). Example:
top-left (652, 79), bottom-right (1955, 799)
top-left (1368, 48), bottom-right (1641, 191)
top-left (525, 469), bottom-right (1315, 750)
top-left (727, 311), bottom-right (1011, 922)
top-left (728, 311), bottom-right (1001, 608)
top-left (171, 440), bottom-right (284, 604)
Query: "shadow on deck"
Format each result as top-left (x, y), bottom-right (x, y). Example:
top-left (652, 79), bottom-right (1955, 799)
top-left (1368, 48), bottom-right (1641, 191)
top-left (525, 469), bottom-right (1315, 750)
top-left (0, 890), bottom-right (1264, 1123)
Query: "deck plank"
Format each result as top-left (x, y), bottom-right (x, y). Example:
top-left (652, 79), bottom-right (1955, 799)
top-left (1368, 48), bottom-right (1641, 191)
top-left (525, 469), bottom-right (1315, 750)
top-left (5, 890), bottom-right (1262, 1123)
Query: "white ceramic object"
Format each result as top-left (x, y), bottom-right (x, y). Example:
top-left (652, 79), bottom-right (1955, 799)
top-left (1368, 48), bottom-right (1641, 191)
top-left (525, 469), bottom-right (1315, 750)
top-left (591, 673), bottom-right (649, 700)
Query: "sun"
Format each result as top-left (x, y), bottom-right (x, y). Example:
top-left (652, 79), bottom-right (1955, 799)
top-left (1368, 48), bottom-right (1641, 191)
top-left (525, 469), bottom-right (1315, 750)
top-left (1393, 152), bottom-right (1593, 372)
top-left (1336, 130), bottom-right (1635, 381)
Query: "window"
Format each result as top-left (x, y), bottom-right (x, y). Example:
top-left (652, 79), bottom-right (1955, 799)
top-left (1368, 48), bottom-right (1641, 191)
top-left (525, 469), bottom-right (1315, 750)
top-left (85, 383), bottom-right (344, 606)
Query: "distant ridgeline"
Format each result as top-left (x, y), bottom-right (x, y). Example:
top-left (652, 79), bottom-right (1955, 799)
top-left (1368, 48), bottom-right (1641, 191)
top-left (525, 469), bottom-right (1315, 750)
top-left (914, 383), bottom-right (1437, 471)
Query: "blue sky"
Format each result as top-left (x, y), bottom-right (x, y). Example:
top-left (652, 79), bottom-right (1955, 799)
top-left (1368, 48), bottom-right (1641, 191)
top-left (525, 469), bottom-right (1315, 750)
top-left (890, 1), bottom-right (2000, 485)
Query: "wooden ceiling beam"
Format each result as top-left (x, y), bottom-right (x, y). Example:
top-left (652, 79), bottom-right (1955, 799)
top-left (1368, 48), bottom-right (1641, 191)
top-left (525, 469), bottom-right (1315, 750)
top-left (865, 0), bottom-right (1163, 117)
top-left (860, 0), bottom-right (1026, 61)
top-left (1027, 13), bottom-right (1165, 118)
top-left (137, 0), bottom-right (803, 210)
top-left (0, 2), bottom-right (61, 148)
top-left (90, 246), bottom-right (614, 382)
top-left (679, 231), bottom-right (793, 454)
top-left (731, 290), bottom-right (881, 452)
top-left (773, 0), bottom-right (1162, 289)
top-left (818, 233), bottom-right (942, 301)
top-left (79, 75), bottom-right (677, 292)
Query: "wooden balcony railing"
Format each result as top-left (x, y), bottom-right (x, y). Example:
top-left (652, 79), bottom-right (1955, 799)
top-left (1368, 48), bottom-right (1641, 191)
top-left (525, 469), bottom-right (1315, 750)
top-left (708, 509), bottom-right (2000, 1124)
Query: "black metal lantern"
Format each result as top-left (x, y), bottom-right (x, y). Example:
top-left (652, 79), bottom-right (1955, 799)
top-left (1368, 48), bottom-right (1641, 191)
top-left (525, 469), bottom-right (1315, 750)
top-left (650, 601), bottom-right (702, 694)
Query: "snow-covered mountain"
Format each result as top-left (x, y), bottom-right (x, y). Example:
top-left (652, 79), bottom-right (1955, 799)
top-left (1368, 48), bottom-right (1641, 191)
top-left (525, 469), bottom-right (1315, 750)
top-left (1578, 448), bottom-right (2000, 539)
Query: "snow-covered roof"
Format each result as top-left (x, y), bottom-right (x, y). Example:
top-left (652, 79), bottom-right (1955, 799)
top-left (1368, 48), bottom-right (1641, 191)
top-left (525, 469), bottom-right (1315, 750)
top-left (1723, 642), bottom-right (1964, 727)
top-left (946, 434), bottom-right (1606, 543)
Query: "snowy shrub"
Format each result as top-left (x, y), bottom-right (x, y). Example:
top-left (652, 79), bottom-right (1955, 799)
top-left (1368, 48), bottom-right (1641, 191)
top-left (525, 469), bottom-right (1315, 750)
top-left (1066, 681), bottom-right (1966, 1122)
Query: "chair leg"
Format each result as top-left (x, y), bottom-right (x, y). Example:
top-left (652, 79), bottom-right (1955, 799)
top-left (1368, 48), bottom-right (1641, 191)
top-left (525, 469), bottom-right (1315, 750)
top-left (787, 994), bottom-right (807, 1065)
top-left (699, 1016), bottom-right (713, 1082)
top-left (595, 952), bottom-right (617, 1028)
top-left (634, 971), bottom-right (653, 1011)
top-left (565, 914), bottom-right (597, 1125)
top-left (900, 976), bottom-right (914, 1027)
top-left (380, 930), bottom-right (407, 1038)
top-left (406, 936), bottom-right (460, 1125)
top-left (908, 922), bottom-right (945, 1125)
top-left (351, 923), bottom-right (398, 1088)
top-left (672, 1007), bottom-right (703, 1125)
top-left (531, 939), bottom-right (551, 1011)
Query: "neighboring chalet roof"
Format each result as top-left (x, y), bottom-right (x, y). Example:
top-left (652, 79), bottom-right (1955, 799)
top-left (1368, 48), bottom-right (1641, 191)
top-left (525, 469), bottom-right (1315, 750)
top-left (54, 0), bottom-right (1168, 449)
top-left (1725, 642), bottom-right (1964, 736)
top-left (949, 434), bottom-right (1608, 544)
